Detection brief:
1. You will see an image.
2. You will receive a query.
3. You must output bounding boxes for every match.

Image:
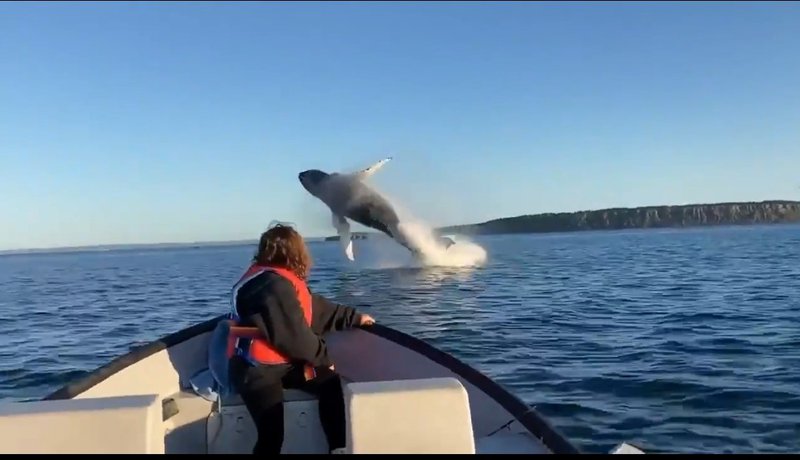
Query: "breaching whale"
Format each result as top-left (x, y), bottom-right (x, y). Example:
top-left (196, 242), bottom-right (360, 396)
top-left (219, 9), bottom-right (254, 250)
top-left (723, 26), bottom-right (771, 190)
top-left (298, 158), bottom-right (422, 261)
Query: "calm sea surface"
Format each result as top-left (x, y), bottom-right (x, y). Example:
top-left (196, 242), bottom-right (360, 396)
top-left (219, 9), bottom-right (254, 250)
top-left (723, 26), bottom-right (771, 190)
top-left (1, 225), bottom-right (799, 453)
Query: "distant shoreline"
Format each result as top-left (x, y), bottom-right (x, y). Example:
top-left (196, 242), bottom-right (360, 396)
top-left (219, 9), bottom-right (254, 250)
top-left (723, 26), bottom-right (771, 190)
top-left (438, 199), bottom-right (800, 236)
top-left (3, 200), bottom-right (798, 255)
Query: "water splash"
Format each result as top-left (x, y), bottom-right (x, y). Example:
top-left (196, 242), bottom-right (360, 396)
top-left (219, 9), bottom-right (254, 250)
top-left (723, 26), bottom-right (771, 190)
top-left (395, 216), bottom-right (488, 268)
top-left (374, 192), bottom-right (488, 268)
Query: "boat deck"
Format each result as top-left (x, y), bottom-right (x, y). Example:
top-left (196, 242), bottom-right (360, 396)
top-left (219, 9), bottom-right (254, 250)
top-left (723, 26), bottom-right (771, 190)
top-left (1, 321), bottom-right (580, 454)
top-left (161, 388), bottom-right (551, 454)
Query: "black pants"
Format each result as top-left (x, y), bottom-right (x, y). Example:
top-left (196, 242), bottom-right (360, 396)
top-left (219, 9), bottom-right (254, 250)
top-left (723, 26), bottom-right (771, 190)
top-left (230, 357), bottom-right (346, 454)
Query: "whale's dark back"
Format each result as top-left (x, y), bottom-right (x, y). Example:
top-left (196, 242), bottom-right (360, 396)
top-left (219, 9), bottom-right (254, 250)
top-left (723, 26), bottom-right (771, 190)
top-left (346, 199), bottom-right (398, 237)
top-left (343, 185), bottom-right (400, 237)
top-left (313, 173), bottom-right (412, 249)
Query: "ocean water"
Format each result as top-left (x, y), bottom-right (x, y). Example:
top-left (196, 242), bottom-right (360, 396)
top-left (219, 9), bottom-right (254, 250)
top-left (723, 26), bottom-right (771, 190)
top-left (1, 225), bottom-right (799, 453)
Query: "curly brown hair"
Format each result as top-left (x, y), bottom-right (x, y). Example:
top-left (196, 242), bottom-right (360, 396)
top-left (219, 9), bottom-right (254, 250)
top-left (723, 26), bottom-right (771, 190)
top-left (253, 224), bottom-right (313, 280)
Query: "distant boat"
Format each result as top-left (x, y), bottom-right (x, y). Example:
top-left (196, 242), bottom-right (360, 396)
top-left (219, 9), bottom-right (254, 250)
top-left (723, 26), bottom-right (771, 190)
top-left (0, 317), bottom-right (644, 454)
top-left (324, 232), bottom-right (370, 242)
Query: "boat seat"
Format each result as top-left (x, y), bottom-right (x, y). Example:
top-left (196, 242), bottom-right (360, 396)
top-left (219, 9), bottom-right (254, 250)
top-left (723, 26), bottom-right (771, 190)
top-left (207, 387), bottom-right (327, 454)
top-left (343, 377), bottom-right (476, 454)
top-left (0, 394), bottom-right (164, 454)
top-left (219, 388), bottom-right (316, 407)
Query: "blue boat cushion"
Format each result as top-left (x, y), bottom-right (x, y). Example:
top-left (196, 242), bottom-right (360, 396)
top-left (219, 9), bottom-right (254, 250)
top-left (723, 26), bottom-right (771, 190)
top-left (208, 319), bottom-right (233, 398)
top-left (187, 319), bottom-right (234, 404)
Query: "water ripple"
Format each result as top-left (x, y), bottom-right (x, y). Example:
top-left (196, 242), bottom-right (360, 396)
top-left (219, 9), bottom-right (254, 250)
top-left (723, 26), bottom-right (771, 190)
top-left (1, 225), bottom-right (799, 453)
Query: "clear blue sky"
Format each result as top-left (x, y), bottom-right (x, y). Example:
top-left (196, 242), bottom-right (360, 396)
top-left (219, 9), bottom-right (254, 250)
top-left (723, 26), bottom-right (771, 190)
top-left (1, 2), bottom-right (799, 250)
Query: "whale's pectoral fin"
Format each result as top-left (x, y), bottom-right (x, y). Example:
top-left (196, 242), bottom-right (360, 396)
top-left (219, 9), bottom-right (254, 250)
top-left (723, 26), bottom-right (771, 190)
top-left (354, 157), bottom-right (392, 179)
top-left (332, 212), bottom-right (354, 261)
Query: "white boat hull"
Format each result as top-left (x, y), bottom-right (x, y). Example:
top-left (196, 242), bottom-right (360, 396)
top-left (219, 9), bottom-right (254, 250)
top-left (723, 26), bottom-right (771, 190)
top-left (1, 316), bottom-right (581, 454)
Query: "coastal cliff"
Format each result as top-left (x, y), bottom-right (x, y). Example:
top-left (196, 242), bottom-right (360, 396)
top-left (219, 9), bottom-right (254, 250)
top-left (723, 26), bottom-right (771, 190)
top-left (437, 201), bottom-right (800, 236)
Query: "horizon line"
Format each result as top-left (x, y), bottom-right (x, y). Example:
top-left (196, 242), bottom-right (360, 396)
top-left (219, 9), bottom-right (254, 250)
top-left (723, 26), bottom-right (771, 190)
top-left (2, 198), bottom-right (797, 254)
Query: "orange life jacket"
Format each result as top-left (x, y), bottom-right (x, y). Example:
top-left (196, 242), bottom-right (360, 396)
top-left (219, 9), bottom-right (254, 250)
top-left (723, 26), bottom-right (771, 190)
top-left (227, 263), bottom-right (316, 381)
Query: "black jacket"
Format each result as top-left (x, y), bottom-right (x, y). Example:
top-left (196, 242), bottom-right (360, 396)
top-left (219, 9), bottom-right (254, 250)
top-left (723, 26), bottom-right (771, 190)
top-left (233, 270), bottom-right (363, 368)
